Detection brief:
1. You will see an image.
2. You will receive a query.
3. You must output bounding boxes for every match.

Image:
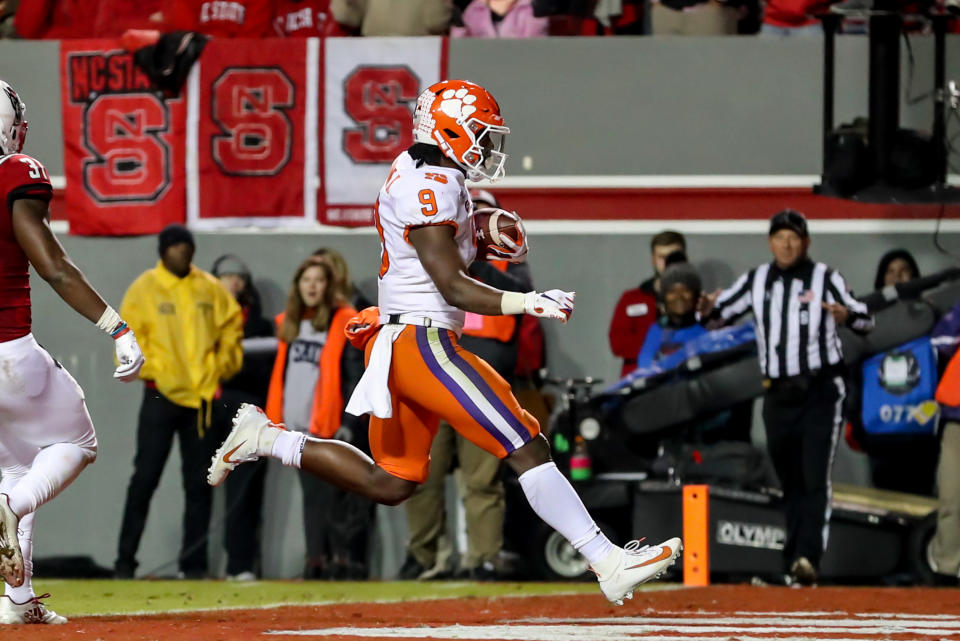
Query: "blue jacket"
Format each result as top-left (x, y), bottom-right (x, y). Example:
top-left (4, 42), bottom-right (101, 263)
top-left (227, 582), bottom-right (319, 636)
top-left (636, 321), bottom-right (708, 371)
top-left (607, 322), bottom-right (756, 393)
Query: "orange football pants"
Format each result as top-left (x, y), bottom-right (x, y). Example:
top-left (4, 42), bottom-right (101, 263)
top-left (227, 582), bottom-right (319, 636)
top-left (366, 325), bottom-right (540, 484)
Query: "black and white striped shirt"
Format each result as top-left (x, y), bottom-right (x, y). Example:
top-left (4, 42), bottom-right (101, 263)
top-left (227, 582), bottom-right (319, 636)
top-left (711, 258), bottom-right (874, 379)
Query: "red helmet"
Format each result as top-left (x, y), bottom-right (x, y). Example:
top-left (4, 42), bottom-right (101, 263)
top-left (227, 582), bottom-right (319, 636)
top-left (412, 79), bottom-right (509, 182)
top-left (0, 80), bottom-right (27, 156)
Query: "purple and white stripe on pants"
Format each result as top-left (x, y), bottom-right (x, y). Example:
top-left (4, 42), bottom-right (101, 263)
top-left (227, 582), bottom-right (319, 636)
top-left (415, 326), bottom-right (532, 453)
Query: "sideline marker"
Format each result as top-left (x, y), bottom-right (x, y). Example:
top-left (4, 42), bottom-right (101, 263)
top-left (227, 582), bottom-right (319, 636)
top-left (682, 484), bottom-right (709, 586)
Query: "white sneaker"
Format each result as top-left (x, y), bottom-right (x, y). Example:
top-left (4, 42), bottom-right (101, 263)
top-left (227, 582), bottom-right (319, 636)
top-left (596, 537), bottom-right (682, 605)
top-left (0, 494), bottom-right (23, 588)
top-left (227, 571), bottom-right (257, 582)
top-left (0, 593), bottom-right (67, 624)
top-left (207, 404), bottom-right (281, 487)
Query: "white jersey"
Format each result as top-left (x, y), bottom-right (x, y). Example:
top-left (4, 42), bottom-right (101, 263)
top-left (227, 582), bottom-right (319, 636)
top-left (375, 152), bottom-right (476, 331)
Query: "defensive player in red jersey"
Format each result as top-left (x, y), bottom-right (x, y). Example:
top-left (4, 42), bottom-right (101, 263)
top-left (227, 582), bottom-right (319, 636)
top-left (0, 81), bottom-right (144, 624)
top-left (209, 79), bottom-right (681, 604)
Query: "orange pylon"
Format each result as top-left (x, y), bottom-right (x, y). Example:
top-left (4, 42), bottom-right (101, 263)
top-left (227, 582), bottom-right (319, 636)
top-left (682, 484), bottom-right (709, 586)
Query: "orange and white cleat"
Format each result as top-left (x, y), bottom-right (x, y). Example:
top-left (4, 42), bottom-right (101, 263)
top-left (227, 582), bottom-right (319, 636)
top-left (207, 404), bottom-right (284, 487)
top-left (595, 537), bottom-right (682, 605)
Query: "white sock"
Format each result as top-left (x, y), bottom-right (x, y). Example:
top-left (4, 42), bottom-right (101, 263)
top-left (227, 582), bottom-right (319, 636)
top-left (6, 443), bottom-right (93, 518)
top-left (517, 462), bottom-right (615, 566)
top-left (5, 512), bottom-right (34, 603)
top-left (271, 430), bottom-right (307, 468)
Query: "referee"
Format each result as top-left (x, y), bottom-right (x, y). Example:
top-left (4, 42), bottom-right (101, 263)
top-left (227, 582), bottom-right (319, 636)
top-left (699, 209), bottom-right (874, 585)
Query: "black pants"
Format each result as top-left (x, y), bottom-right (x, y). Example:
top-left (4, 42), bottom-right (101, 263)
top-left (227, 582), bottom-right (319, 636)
top-left (867, 438), bottom-right (939, 497)
top-left (298, 464), bottom-right (374, 577)
top-left (116, 389), bottom-right (226, 576)
top-left (762, 373), bottom-right (845, 571)
top-left (220, 389), bottom-right (267, 576)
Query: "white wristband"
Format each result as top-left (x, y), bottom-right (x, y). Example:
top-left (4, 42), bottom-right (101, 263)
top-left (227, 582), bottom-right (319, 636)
top-left (500, 291), bottom-right (528, 315)
top-left (95, 305), bottom-right (123, 335)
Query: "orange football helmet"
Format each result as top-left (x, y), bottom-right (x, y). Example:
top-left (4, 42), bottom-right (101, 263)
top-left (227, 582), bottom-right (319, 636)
top-left (412, 79), bottom-right (509, 182)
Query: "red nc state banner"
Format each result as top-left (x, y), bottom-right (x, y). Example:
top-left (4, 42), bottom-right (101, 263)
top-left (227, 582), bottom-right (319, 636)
top-left (61, 41), bottom-right (187, 236)
top-left (186, 38), bottom-right (318, 229)
top-left (322, 37), bottom-right (448, 226)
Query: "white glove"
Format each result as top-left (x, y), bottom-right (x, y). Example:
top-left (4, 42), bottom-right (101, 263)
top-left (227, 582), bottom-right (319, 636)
top-left (485, 219), bottom-right (529, 263)
top-left (114, 330), bottom-right (145, 382)
top-left (503, 289), bottom-right (575, 323)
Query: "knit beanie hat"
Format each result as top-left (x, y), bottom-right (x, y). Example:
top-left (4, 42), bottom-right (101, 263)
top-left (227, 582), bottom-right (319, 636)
top-left (660, 262), bottom-right (702, 298)
top-left (158, 224), bottom-right (195, 256)
top-left (211, 254), bottom-right (251, 278)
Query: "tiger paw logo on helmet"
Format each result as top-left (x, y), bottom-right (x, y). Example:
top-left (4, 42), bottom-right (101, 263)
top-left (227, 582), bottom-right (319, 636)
top-left (412, 79), bottom-right (510, 183)
top-left (438, 88), bottom-right (478, 121)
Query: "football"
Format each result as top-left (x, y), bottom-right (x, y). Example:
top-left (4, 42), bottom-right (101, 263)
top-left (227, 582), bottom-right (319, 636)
top-left (473, 207), bottom-right (524, 257)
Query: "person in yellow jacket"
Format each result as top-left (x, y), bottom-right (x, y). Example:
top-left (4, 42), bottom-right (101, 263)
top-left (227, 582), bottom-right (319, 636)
top-left (114, 224), bottom-right (243, 579)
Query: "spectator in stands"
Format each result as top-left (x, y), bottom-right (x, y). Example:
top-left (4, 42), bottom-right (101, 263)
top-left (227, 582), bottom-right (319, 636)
top-left (15, 0), bottom-right (163, 38)
top-left (399, 189), bottom-right (532, 581)
top-left (168, 0), bottom-right (273, 37)
top-left (930, 296), bottom-right (960, 584)
top-left (115, 225), bottom-right (244, 579)
top-left (874, 248), bottom-right (921, 291)
top-left (312, 247), bottom-right (373, 310)
top-left (650, 0), bottom-right (739, 35)
top-left (1, 0), bottom-right (17, 38)
top-left (636, 259), bottom-right (752, 444)
top-left (635, 260), bottom-right (706, 371)
top-left (15, 0), bottom-right (92, 38)
top-left (451, 0), bottom-right (548, 37)
top-left (274, 0), bottom-right (347, 36)
top-left (96, 1), bottom-right (165, 37)
top-left (759, 0), bottom-right (827, 36)
top-left (593, 0), bottom-right (645, 34)
top-left (846, 248), bottom-right (934, 496)
top-left (211, 254), bottom-right (275, 581)
top-left (264, 255), bottom-right (369, 579)
top-left (609, 230), bottom-right (686, 378)
top-left (330, 0), bottom-right (453, 35)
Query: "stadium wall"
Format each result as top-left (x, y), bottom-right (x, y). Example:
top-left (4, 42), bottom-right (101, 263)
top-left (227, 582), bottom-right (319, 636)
top-left (2, 35), bottom-right (958, 577)
top-left (0, 36), bottom-right (957, 177)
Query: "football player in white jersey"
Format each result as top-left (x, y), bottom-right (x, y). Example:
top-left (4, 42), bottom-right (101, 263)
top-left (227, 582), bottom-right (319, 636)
top-left (210, 79), bottom-right (680, 603)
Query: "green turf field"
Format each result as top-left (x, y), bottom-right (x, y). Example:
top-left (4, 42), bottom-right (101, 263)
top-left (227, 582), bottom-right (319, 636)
top-left (32, 580), bottom-right (605, 616)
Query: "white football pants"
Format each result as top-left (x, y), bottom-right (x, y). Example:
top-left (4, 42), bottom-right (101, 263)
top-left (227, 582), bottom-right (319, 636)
top-left (0, 334), bottom-right (98, 600)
